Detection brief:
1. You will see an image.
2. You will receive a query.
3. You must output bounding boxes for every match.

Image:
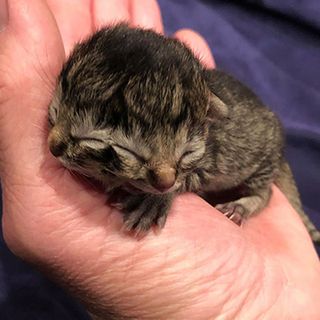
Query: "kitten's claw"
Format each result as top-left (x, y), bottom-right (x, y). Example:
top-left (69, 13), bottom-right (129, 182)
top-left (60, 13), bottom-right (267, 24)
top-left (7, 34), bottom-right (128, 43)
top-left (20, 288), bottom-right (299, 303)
top-left (111, 202), bottom-right (124, 210)
top-left (113, 193), bottom-right (173, 235)
top-left (156, 214), bottom-right (168, 229)
top-left (123, 206), bottom-right (168, 235)
top-left (216, 203), bottom-right (246, 226)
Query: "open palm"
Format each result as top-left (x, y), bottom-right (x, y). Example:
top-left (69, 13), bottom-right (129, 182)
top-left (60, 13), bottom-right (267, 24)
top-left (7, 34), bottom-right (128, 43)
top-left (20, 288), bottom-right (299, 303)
top-left (0, 1), bottom-right (319, 319)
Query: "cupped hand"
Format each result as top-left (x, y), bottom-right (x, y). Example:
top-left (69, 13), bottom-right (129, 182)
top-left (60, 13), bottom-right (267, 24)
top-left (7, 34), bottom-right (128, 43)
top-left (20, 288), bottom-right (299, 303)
top-left (0, 1), bottom-right (319, 319)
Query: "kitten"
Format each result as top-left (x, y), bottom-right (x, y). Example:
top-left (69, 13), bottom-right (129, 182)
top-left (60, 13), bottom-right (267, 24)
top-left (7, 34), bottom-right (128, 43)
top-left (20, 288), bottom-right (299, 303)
top-left (48, 24), bottom-right (320, 241)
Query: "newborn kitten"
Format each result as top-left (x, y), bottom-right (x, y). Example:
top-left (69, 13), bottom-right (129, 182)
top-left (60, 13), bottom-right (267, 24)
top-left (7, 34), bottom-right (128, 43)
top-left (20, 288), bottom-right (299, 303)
top-left (48, 24), bottom-right (320, 241)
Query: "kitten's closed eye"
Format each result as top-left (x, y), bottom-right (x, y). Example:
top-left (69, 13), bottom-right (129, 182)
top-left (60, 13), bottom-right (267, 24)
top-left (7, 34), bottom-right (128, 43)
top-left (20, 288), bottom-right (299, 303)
top-left (179, 145), bottom-right (205, 169)
top-left (48, 103), bottom-right (58, 127)
top-left (77, 137), bottom-right (106, 149)
top-left (179, 150), bottom-right (194, 162)
top-left (113, 145), bottom-right (146, 163)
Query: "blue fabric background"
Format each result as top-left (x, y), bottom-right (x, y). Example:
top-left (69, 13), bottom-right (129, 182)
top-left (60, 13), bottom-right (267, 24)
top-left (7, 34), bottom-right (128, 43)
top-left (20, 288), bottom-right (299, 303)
top-left (1, 0), bottom-right (319, 318)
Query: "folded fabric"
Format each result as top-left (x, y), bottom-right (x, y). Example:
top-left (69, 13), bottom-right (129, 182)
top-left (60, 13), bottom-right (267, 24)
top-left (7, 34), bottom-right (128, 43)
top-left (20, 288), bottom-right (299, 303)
top-left (242, 0), bottom-right (320, 30)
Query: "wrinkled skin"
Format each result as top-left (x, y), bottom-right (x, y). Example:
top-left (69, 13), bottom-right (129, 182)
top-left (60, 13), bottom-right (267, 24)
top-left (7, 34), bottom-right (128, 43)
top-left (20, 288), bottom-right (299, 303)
top-left (0, 1), bottom-right (319, 319)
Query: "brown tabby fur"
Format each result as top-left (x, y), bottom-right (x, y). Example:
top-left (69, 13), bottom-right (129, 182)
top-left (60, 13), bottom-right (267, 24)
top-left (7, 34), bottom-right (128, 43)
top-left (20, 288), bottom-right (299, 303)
top-left (48, 24), bottom-right (320, 241)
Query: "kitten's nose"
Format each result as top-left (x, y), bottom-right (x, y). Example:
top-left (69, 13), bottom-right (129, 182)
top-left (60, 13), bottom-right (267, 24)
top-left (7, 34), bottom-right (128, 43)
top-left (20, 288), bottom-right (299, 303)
top-left (49, 140), bottom-right (67, 157)
top-left (150, 167), bottom-right (176, 192)
top-left (48, 127), bottom-right (67, 157)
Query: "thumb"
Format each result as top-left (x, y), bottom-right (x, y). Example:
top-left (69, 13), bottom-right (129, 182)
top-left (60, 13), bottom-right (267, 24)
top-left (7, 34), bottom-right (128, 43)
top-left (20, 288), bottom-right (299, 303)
top-left (0, 0), bottom-right (64, 174)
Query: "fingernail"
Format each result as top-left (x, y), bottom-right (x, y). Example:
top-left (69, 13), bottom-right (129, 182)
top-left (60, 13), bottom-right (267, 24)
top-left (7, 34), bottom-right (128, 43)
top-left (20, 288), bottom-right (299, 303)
top-left (0, 0), bottom-right (8, 31)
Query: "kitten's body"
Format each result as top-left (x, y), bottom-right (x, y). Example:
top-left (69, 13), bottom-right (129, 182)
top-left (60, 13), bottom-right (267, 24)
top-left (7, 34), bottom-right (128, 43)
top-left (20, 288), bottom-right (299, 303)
top-left (48, 24), bottom-right (320, 241)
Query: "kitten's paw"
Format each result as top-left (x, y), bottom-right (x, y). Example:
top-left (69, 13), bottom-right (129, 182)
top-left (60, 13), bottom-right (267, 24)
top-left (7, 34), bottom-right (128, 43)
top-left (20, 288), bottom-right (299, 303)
top-left (117, 194), bottom-right (173, 235)
top-left (216, 202), bottom-right (246, 226)
top-left (215, 193), bottom-right (269, 226)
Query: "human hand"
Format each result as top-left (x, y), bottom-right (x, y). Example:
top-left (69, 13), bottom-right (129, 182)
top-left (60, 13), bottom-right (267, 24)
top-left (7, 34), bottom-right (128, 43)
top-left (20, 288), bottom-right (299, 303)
top-left (0, 1), bottom-right (319, 319)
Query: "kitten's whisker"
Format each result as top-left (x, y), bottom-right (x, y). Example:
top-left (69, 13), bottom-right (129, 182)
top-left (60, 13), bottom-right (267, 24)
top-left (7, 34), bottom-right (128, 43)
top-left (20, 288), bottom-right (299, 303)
top-left (72, 171), bottom-right (96, 187)
top-left (101, 167), bottom-right (118, 176)
top-left (32, 51), bottom-right (57, 98)
top-left (69, 167), bottom-right (91, 180)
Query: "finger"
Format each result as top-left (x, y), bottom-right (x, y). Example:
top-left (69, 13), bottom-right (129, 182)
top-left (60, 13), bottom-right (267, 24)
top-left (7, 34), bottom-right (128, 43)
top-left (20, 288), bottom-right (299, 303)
top-left (129, 0), bottom-right (164, 34)
top-left (92, 0), bottom-right (130, 30)
top-left (174, 29), bottom-right (215, 69)
top-left (46, 0), bottom-right (92, 56)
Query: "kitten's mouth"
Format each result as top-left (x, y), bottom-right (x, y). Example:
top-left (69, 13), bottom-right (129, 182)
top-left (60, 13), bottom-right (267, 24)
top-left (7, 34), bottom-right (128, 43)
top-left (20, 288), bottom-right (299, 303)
top-left (125, 181), bottom-right (180, 195)
top-left (55, 155), bottom-right (180, 195)
top-left (57, 156), bottom-right (92, 176)
top-left (123, 183), bottom-right (145, 194)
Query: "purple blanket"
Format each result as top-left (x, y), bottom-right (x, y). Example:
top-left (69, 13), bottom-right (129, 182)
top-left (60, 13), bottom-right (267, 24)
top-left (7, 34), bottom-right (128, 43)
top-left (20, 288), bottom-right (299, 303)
top-left (1, 0), bottom-right (319, 318)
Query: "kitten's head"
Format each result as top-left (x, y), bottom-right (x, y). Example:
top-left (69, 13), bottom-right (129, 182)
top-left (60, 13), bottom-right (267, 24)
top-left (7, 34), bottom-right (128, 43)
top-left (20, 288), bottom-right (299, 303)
top-left (48, 25), bottom-right (226, 194)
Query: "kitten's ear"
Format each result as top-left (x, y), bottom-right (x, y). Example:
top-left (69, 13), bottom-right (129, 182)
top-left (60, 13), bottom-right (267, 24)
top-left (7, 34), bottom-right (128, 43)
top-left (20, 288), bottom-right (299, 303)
top-left (206, 90), bottom-right (228, 122)
top-left (203, 69), bottom-right (229, 122)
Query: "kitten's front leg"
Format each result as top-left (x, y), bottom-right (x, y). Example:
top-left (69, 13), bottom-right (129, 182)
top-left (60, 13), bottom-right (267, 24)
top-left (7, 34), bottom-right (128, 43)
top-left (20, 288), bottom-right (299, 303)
top-left (109, 190), bottom-right (174, 234)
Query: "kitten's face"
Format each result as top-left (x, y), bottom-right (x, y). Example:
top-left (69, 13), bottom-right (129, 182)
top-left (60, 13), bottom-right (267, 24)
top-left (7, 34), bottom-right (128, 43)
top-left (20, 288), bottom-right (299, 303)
top-left (48, 82), bottom-right (208, 194)
top-left (48, 26), bottom-right (217, 194)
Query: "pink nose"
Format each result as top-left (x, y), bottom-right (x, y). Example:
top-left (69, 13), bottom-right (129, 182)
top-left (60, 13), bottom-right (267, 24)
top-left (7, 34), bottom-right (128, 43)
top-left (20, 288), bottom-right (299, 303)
top-left (149, 168), bottom-right (176, 192)
top-left (49, 139), bottom-right (67, 157)
top-left (48, 126), bottom-right (67, 157)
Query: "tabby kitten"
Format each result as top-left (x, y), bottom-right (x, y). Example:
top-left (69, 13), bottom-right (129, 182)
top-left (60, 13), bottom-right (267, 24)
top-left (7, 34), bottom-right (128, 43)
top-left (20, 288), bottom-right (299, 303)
top-left (48, 24), bottom-right (320, 241)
